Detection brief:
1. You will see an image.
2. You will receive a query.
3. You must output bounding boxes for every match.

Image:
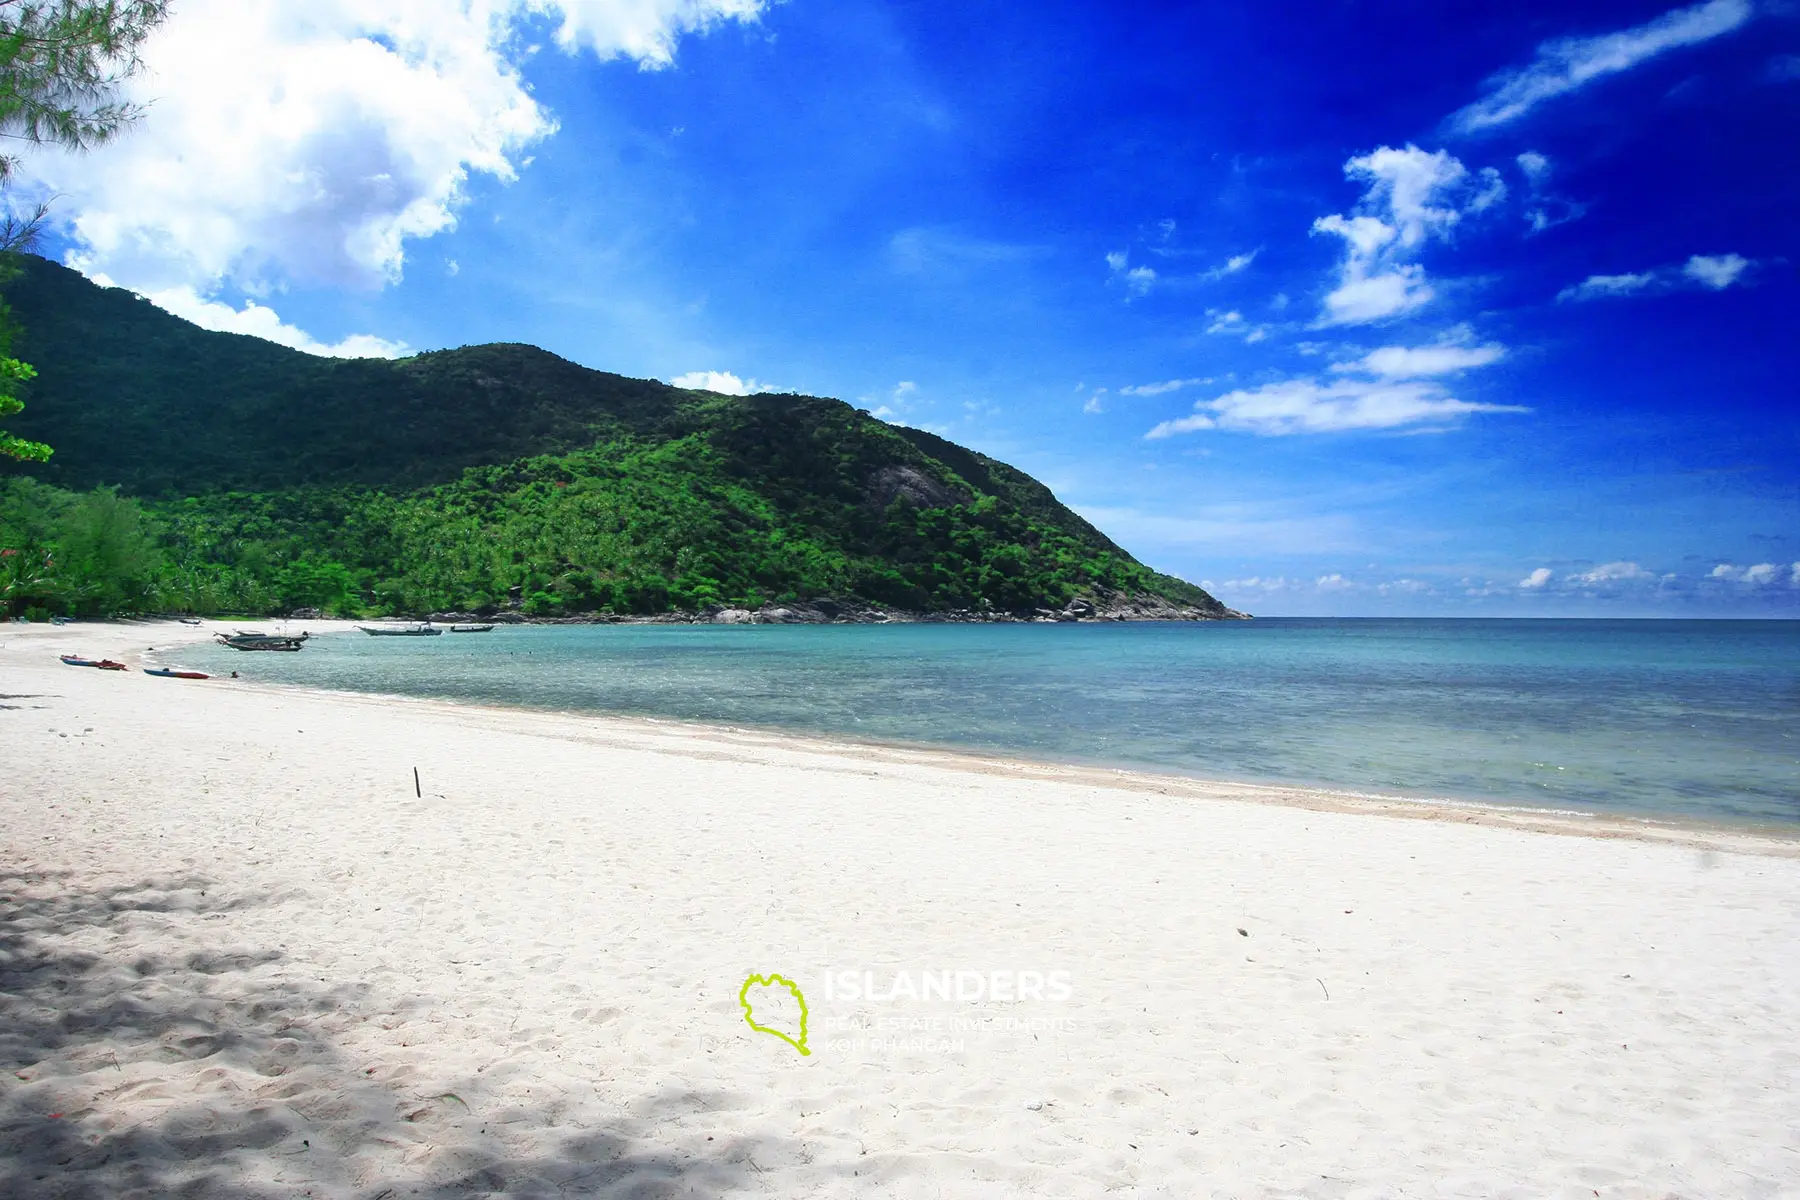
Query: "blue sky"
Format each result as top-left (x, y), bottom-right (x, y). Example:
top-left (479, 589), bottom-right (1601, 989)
top-left (21, 0), bottom-right (1799, 615)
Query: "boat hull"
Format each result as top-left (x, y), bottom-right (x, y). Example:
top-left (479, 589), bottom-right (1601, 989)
top-left (61, 655), bottom-right (127, 670)
top-left (216, 634), bottom-right (306, 651)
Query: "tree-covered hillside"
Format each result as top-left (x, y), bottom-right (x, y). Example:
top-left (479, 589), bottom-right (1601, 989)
top-left (1, 256), bottom-right (1237, 620)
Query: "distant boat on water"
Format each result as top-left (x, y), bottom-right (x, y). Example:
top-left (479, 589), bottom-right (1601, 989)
top-left (450, 623), bottom-right (496, 633)
top-left (358, 624), bottom-right (442, 637)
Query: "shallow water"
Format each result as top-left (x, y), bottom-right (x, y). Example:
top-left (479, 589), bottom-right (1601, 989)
top-left (181, 619), bottom-right (1800, 826)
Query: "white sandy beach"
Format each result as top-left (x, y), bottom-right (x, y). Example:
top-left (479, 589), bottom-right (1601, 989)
top-left (3, 619), bottom-right (1798, 1198)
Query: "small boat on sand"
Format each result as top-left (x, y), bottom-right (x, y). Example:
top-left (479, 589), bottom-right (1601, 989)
top-left (358, 624), bottom-right (442, 636)
top-left (61, 654), bottom-right (127, 671)
top-left (145, 666), bottom-right (209, 679)
top-left (450, 623), bottom-right (496, 633)
top-left (178, 617), bottom-right (203, 625)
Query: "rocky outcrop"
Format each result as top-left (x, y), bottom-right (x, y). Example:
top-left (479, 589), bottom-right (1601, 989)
top-left (429, 593), bottom-right (1249, 626)
top-left (705, 599), bottom-right (895, 624)
top-left (865, 465), bottom-right (970, 511)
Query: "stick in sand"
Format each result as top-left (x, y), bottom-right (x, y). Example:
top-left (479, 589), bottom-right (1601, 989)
top-left (413, 767), bottom-right (421, 798)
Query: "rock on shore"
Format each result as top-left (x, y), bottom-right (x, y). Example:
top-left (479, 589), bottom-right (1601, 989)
top-left (427, 591), bottom-right (1248, 627)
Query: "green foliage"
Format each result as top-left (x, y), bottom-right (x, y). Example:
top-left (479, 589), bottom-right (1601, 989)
top-left (0, 255), bottom-right (49, 460)
top-left (0, 255), bottom-right (1231, 620)
top-left (0, 350), bottom-right (47, 460)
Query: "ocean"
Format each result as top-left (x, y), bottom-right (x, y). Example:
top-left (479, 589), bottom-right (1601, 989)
top-left (178, 619), bottom-right (1800, 827)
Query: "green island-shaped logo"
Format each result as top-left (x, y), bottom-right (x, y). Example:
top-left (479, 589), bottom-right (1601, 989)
top-left (739, 972), bottom-right (810, 1056)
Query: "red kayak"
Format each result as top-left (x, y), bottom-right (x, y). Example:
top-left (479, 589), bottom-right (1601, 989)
top-left (144, 667), bottom-right (209, 680)
top-left (60, 655), bottom-right (128, 671)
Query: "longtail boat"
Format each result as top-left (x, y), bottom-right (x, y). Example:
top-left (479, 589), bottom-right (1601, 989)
top-left (450, 623), bottom-right (496, 633)
top-left (357, 624), bottom-right (441, 636)
top-left (216, 631), bottom-right (307, 651)
top-left (145, 666), bottom-right (210, 679)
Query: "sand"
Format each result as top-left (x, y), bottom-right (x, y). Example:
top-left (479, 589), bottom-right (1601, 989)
top-left (2, 619), bottom-right (1798, 1199)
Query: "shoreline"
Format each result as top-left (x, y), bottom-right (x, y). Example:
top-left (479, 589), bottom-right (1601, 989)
top-left (16, 616), bottom-right (1800, 857)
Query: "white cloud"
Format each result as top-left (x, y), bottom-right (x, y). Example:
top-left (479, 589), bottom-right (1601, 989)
top-left (1684, 253), bottom-right (1751, 289)
top-left (1205, 309), bottom-right (1269, 343)
top-left (1570, 561), bottom-right (1654, 586)
top-left (1450, 0), bottom-right (1755, 133)
top-left (1467, 167), bottom-right (1508, 214)
top-left (864, 379), bottom-right (921, 417)
top-left (1145, 376), bottom-right (1528, 438)
top-left (1311, 145), bottom-right (1500, 327)
top-left (1346, 146), bottom-right (1473, 247)
top-left (1153, 316), bottom-right (1518, 438)
top-left (1331, 339), bottom-right (1506, 379)
top-left (145, 285), bottom-right (409, 357)
top-left (670, 370), bottom-right (779, 395)
top-left (1118, 378), bottom-right (1211, 397)
top-left (1711, 562), bottom-right (1785, 585)
top-left (1197, 249), bottom-right (1259, 281)
top-left (1105, 251), bottom-right (1157, 297)
top-left (1218, 576), bottom-right (1298, 593)
top-left (1315, 260), bottom-right (1434, 325)
top-left (22, 0), bottom-right (762, 349)
top-left (1519, 567), bottom-right (1554, 589)
top-left (528, 0), bottom-right (765, 65)
top-left (1558, 254), bottom-right (1756, 301)
top-left (1514, 151), bottom-right (1585, 232)
top-left (1082, 394), bottom-right (1105, 414)
top-left (1215, 572), bottom-right (1426, 597)
top-left (1556, 271), bottom-right (1659, 302)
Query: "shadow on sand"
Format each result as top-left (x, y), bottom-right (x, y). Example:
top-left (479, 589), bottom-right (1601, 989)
top-left (0, 870), bottom-right (805, 1198)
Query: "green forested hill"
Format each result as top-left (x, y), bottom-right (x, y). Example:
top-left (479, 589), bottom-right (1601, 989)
top-left (1, 255), bottom-right (1234, 620)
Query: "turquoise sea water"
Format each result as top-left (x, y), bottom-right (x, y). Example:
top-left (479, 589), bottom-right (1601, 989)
top-left (178, 619), bottom-right (1800, 827)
